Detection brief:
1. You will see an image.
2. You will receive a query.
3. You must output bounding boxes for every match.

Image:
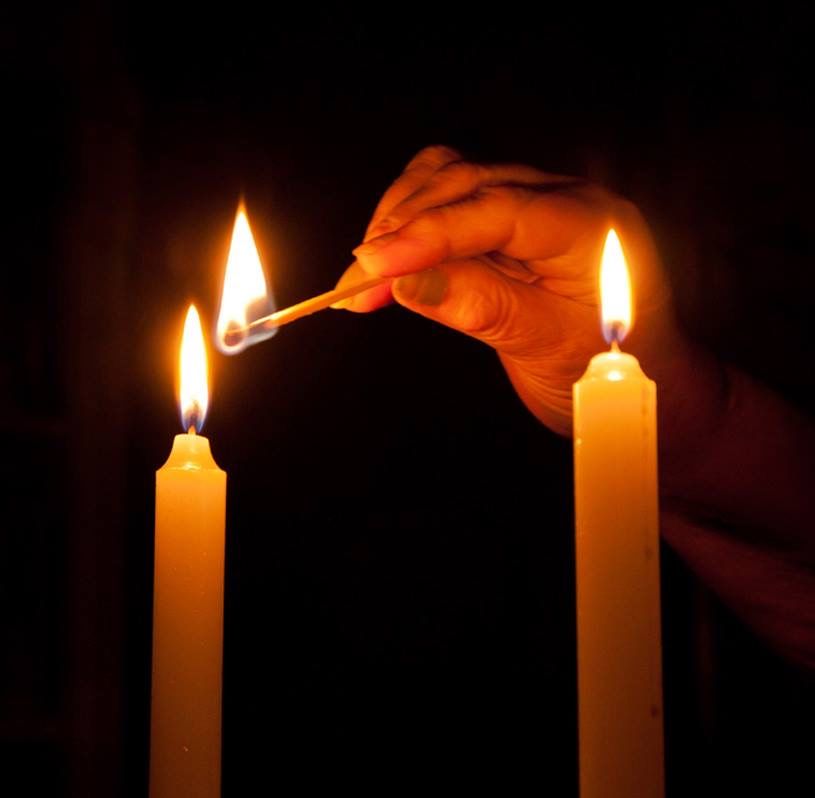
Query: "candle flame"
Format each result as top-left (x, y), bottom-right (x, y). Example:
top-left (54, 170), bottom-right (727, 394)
top-left (600, 229), bottom-right (633, 344)
top-left (215, 203), bottom-right (277, 355)
top-left (179, 305), bottom-right (209, 433)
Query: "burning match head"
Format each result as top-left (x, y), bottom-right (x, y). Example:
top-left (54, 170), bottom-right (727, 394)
top-left (223, 323), bottom-right (247, 351)
top-left (216, 314), bottom-right (277, 355)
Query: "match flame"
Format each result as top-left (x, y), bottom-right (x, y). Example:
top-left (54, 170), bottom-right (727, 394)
top-left (215, 203), bottom-right (277, 355)
top-left (600, 229), bottom-right (633, 344)
top-left (179, 305), bottom-right (209, 433)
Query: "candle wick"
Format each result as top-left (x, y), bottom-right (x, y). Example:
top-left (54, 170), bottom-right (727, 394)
top-left (188, 425), bottom-right (197, 436)
top-left (606, 320), bottom-right (625, 351)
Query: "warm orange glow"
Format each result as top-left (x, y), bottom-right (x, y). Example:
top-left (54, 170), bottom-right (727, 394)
top-left (179, 305), bottom-right (209, 433)
top-left (216, 204), bottom-right (276, 354)
top-left (600, 229), bottom-right (633, 344)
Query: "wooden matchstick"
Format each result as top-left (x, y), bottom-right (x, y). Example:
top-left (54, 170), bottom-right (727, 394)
top-left (224, 274), bottom-right (389, 346)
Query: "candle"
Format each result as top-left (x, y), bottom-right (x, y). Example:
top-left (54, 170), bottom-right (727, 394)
top-left (573, 230), bottom-right (664, 797)
top-left (150, 305), bottom-right (226, 798)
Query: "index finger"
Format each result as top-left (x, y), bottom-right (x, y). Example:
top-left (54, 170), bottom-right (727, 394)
top-left (364, 145), bottom-right (462, 240)
top-left (353, 186), bottom-right (607, 277)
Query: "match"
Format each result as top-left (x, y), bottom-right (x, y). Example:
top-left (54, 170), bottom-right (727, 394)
top-left (223, 274), bottom-right (389, 348)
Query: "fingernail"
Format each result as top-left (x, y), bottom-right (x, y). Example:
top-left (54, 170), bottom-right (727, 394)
top-left (366, 217), bottom-right (397, 240)
top-left (353, 232), bottom-right (398, 258)
top-left (393, 269), bottom-right (448, 306)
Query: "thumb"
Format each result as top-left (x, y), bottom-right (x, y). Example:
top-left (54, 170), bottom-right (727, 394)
top-left (392, 259), bottom-right (566, 357)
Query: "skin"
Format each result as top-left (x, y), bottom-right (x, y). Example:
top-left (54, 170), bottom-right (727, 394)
top-left (334, 146), bottom-right (815, 668)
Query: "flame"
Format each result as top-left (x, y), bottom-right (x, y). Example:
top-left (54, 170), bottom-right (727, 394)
top-left (179, 305), bottom-right (209, 433)
top-left (215, 203), bottom-right (277, 354)
top-left (600, 228), bottom-right (633, 344)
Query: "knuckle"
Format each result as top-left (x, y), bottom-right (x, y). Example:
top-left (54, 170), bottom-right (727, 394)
top-left (456, 288), bottom-right (498, 335)
top-left (368, 216), bottom-right (399, 237)
top-left (402, 209), bottom-right (452, 258)
top-left (433, 159), bottom-right (480, 186)
top-left (406, 144), bottom-right (461, 173)
top-left (477, 183), bottom-right (520, 206)
top-left (406, 210), bottom-right (443, 239)
top-left (457, 281), bottom-right (518, 343)
top-left (496, 163), bottom-right (554, 185)
top-left (373, 212), bottom-right (407, 235)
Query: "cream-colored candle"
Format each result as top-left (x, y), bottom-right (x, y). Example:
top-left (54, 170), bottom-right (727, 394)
top-left (150, 305), bottom-right (226, 798)
top-left (573, 230), bottom-right (664, 798)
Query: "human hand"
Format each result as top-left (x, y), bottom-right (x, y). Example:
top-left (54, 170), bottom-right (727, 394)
top-left (335, 146), bottom-right (726, 464)
top-left (335, 146), bottom-right (815, 667)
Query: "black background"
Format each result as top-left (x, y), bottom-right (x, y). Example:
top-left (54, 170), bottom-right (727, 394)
top-left (2, 5), bottom-right (814, 796)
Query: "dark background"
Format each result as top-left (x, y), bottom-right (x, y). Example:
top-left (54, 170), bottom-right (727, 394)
top-left (2, 5), bottom-right (814, 795)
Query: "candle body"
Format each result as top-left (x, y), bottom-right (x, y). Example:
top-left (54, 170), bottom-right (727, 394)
top-left (573, 350), bottom-right (663, 798)
top-left (151, 434), bottom-right (226, 798)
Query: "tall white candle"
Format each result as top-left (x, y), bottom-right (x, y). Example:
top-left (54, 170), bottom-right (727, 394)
top-left (573, 230), bottom-right (664, 797)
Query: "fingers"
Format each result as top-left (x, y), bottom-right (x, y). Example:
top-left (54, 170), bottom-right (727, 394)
top-left (390, 257), bottom-right (572, 356)
top-left (334, 145), bottom-right (461, 313)
top-left (364, 145), bottom-right (462, 241)
top-left (369, 161), bottom-right (567, 238)
top-left (353, 188), bottom-right (522, 276)
top-left (353, 185), bottom-right (607, 278)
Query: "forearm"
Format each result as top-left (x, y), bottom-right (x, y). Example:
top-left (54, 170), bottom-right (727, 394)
top-left (661, 363), bottom-right (815, 556)
top-left (661, 509), bottom-right (815, 668)
top-left (658, 362), bottom-right (815, 664)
